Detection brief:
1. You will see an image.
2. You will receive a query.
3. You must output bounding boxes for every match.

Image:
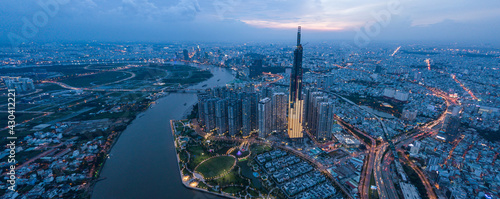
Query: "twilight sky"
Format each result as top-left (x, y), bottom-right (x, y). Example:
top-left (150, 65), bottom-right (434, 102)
top-left (0, 0), bottom-right (499, 44)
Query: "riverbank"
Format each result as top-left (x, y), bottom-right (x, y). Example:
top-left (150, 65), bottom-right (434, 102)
top-left (170, 120), bottom-right (237, 199)
top-left (91, 64), bottom-right (235, 199)
top-left (86, 92), bottom-right (170, 197)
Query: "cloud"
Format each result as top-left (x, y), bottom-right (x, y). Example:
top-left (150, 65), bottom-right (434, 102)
top-left (59, 0), bottom-right (201, 22)
top-left (110, 0), bottom-right (200, 21)
top-left (0, 0), bottom-right (499, 43)
top-left (216, 0), bottom-right (500, 32)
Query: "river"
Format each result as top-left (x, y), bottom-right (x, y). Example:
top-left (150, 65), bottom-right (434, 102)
top-left (91, 64), bottom-right (234, 199)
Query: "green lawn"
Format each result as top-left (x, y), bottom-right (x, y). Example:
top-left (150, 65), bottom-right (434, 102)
top-left (187, 145), bottom-right (211, 170)
top-left (179, 150), bottom-right (189, 163)
top-left (195, 156), bottom-right (235, 179)
top-left (130, 68), bottom-right (168, 80)
top-left (222, 186), bottom-right (245, 194)
top-left (250, 144), bottom-right (272, 155)
top-left (0, 112), bottom-right (42, 127)
top-left (210, 168), bottom-right (249, 187)
top-left (343, 94), bottom-right (404, 118)
top-left (38, 83), bottom-right (67, 93)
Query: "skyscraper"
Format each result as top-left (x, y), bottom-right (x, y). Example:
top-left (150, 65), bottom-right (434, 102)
top-left (307, 92), bottom-right (327, 133)
top-left (443, 113), bottom-right (460, 142)
top-left (258, 98), bottom-right (272, 138)
top-left (227, 99), bottom-right (242, 136)
top-left (183, 49), bottom-right (189, 61)
top-left (303, 87), bottom-right (314, 126)
top-left (248, 92), bottom-right (260, 131)
top-left (241, 98), bottom-right (252, 137)
top-left (215, 99), bottom-right (228, 136)
top-left (316, 101), bottom-right (335, 140)
top-left (200, 98), bottom-right (217, 132)
top-left (287, 26), bottom-right (305, 139)
top-left (197, 93), bottom-right (209, 128)
top-left (272, 93), bottom-right (287, 132)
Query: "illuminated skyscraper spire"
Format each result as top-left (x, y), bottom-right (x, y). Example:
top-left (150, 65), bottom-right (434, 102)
top-left (287, 26), bottom-right (304, 139)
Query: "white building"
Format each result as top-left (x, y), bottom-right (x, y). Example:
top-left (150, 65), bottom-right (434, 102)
top-left (3, 77), bottom-right (35, 92)
top-left (410, 141), bottom-right (421, 156)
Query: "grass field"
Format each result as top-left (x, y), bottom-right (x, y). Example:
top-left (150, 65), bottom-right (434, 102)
top-left (186, 145), bottom-right (210, 170)
top-left (130, 68), bottom-right (168, 80)
top-left (61, 71), bottom-right (131, 88)
top-left (250, 144), bottom-right (272, 155)
top-left (343, 94), bottom-right (404, 118)
top-left (0, 112), bottom-right (42, 127)
top-left (222, 186), bottom-right (245, 194)
top-left (38, 83), bottom-right (67, 93)
top-left (195, 156), bottom-right (235, 179)
top-left (210, 168), bottom-right (249, 187)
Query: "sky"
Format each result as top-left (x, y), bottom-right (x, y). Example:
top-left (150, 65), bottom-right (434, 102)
top-left (0, 0), bottom-right (499, 45)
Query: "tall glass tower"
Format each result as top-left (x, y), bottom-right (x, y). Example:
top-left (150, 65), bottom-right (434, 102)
top-left (287, 26), bottom-right (304, 139)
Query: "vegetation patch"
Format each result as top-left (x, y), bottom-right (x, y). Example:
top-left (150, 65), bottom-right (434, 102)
top-left (195, 155), bottom-right (236, 179)
top-left (60, 71), bottom-right (131, 88)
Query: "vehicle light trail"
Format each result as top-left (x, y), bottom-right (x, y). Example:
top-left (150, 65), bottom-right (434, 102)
top-left (391, 46), bottom-right (401, 56)
top-left (425, 58), bottom-right (431, 70)
top-left (451, 75), bottom-right (478, 100)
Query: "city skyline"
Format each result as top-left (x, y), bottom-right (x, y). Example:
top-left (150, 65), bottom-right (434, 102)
top-left (1, 2), bottom-right (500, 199)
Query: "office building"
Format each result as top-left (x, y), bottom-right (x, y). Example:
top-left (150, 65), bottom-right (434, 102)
top-left (287, 26), bottom-right (305, 139)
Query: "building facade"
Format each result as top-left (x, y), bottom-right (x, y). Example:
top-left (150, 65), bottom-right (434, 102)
top-left (287, 26), bottom-right (305, 139)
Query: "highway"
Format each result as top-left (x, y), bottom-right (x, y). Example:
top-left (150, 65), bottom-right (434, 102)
top-left (328, 91), bottom-right (398, 199)
top-left (388, 85), bottom-right (456, 199)
top-left (323, 88), bottom-right (393, 199)
top-left (335, 117), bottom-right (376, 199)
top-left (331, 62), bottom-right (461, 199)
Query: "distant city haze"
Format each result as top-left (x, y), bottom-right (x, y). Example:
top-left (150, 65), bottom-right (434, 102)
top-left (1, 0), bottom-right (499, 44)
